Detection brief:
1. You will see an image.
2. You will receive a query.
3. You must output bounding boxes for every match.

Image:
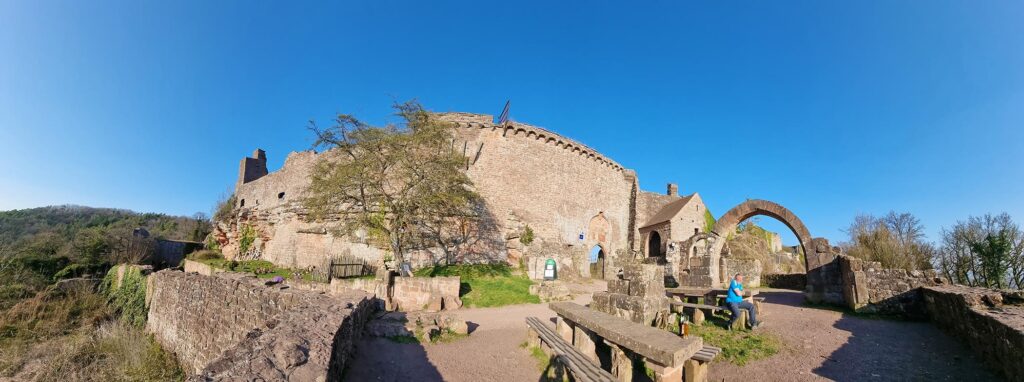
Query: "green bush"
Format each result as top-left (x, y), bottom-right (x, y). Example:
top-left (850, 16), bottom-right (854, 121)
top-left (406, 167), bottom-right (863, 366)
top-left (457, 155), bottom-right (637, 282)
top-left (520, 225), bottom-right (535, 246)
top-left (100, 266), bottom-right (148, 328)
top-left (188, 250), bottom-right (223, 261)
top-left (238, 224), bottom-right (256, 254)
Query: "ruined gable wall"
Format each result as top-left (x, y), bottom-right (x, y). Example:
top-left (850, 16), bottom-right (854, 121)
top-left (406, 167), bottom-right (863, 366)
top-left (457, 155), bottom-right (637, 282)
top-left (225, 151), bottom-right (388, 268)
top-left (668, 194), bottom-right (706, 243)
top-left (451, 118), bottom-right (635, 264)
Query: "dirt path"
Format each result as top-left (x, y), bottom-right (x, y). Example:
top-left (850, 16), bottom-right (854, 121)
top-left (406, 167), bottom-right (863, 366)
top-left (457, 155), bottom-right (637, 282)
top-left (343, 280), bottom-right (605, 382)
top-left (344, 286), bottom-right (1002, 382)
top-left (709, 289), bottom-right (1001, 382)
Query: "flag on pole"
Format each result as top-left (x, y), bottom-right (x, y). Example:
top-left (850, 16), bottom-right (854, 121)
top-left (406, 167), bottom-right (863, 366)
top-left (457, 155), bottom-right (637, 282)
top-left (497, 100), bottom-right (510, 124)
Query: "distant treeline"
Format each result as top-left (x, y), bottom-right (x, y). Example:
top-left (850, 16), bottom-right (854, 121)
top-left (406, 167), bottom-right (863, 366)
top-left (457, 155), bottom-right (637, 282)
top-left (0, 205), bottom-right (211, 309)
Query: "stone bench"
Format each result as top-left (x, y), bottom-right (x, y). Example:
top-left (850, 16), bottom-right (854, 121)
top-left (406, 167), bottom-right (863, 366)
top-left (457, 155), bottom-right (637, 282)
top-left (549, 302), bottom-right (707, 382)
top-left (525, 317), bottom-right (616, 382)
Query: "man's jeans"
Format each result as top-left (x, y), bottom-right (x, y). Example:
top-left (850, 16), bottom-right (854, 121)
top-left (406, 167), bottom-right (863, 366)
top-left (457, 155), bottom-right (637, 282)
top-left (726, 300), bottom-right (757, 326)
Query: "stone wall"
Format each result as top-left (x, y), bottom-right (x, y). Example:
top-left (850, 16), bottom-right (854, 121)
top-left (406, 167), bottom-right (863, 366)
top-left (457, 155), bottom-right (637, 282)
top-left (839, 255), bottom-right (943, 317)
top-left (146, 270), bottom-right (374, 380)
top-left (453, 116), bottom-right (637, 275)
top-left (392, 276), bottom-right (462, 312)
top-left (591, 264), bottom-right (670, 326)
top-left (721, 258), bottom-right (762, 287)
top-left (761, 273), bottom-right (806, 290)
top-left (921, 285), bottom-right (1024, 381)
top-left (218, 112), bottom-right (697, 279)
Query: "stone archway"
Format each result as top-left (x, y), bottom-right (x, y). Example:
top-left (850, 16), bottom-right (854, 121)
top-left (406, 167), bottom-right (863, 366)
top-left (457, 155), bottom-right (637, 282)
top-left (589, 244), bottom-right (605, 279)
top-left (586, 213), bottom-right (611, 279)
top-left (707, 200), bottom-right (816, 286)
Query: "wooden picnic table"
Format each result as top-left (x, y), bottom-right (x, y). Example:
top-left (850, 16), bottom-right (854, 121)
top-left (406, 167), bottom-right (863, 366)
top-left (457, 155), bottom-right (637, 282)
top-left (665, 287), bottom-right (759, 305)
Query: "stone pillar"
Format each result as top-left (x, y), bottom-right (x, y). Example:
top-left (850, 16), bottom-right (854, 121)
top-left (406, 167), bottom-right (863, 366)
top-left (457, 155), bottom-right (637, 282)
top-left (644, 360), bottom-right (683, 382)
top-left (605, 340), bottom-right (633, 382)
top-left (555, 317), bottom-right (574, 343)
top-left (689, 308), bottom-right (705, 326)
top-left (573, 325), bottom-right (599, 364)
top-left (730, 309), bottom-right (748, 330)
top-left (684, 359), bottom-right (708, 382)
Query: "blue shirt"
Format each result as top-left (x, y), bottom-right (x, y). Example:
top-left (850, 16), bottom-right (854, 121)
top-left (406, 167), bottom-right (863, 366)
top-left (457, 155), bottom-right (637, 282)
top-left (726, 279), bottom-right (744, 303)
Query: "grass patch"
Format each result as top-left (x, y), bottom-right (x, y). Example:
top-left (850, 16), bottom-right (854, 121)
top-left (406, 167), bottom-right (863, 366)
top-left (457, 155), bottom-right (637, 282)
top-left (413, 263), bottom-right (513, 278)
top-left (100, 266), bottom-right (148, 327)
top-left (461, 274), bottom-right (539, 307)
top-left (0, 285), bottom-right (181, 379)
top-left (430, 328), bottom-right (468, 344)
top-left (521, 342), bottom-right (552, 372)
top-left (416, 264), bottom-right (539, 308)
top-left (386, 335), bottom-right (420, 344)
top-left (689, 321), bottom-right (780, 366)
top-left (189, 253), bottom-right (317, 281)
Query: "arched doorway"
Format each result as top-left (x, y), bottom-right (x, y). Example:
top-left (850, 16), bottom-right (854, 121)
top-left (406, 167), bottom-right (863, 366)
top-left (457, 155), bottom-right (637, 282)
top-left (586, 213), bottom-right (612, 279)
top-left (647, 231), bottom-right (662, 257)
top-left (589, 245), bottom-right (605, 279)
top-left (707, 199), bottom-right (816, 286)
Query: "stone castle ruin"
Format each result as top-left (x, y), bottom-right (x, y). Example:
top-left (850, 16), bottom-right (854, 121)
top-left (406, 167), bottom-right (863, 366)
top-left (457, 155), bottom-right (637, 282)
top-left (215, 111), bottom-right (851, 300)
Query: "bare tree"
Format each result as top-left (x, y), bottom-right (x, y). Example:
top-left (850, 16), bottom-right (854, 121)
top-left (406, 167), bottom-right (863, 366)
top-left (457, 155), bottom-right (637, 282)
top-left (304, 101), bottom-right (480, 268)
top-left (843, 211), bottom-right (931, 271)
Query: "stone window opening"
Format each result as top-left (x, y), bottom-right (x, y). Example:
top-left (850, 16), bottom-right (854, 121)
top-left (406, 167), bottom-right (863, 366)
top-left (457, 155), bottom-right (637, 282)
top-left (278, 192), bottom-right (285, 200)
top-left (694, 228), bottom-right (699, 236)
top-left (240, 199), bottom-right (245, 207)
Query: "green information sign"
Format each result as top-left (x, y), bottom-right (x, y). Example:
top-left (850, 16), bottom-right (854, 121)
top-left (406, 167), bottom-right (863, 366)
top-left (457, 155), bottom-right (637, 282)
top-left (543, 258), bottom-right (557, 280)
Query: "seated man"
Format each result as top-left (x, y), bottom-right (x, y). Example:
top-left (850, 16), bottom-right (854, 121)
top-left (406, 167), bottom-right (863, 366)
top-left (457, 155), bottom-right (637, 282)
top-left (726, 273), bottom-right (761, 330)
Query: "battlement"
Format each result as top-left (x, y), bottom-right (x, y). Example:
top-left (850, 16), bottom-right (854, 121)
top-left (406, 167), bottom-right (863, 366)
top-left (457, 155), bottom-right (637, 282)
top-left (435, 113), bottom-right (628, 173)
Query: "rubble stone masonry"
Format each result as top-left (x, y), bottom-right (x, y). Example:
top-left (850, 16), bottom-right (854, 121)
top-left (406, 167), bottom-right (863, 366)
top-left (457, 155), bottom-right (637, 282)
top-left (922, 285), bottom-right (1024, 381)
top-left (146, 270), bottom-right (374, 380)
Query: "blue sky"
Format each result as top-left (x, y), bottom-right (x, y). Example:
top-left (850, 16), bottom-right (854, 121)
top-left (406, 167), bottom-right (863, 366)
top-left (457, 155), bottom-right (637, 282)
top-left (1, 1), bottom-right (1022, 245)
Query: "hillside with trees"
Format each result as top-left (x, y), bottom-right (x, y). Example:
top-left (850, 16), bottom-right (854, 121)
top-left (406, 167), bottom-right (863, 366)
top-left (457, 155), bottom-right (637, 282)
top-left (0, 205), bottom-right (209, 380)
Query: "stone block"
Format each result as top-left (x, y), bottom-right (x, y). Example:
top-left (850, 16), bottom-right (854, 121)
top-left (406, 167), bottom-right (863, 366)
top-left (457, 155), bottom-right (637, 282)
top-left (573, 325), bottom-right (599, 363)
top-left (644, 360), bottom-right (684, 382)
top-left (605, 340), bottom-right (634, 382)
top-left (607, 279), bottom-right (630, 295)
top-left (684, 359), bottom-right (708, 382)
top-left (555, 317), bottom-right (574, 343)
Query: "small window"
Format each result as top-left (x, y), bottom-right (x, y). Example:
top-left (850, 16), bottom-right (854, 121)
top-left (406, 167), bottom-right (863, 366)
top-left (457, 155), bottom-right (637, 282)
top-left (278, 192), bottom-right (285, 200)
top-left (694, 228), bottom-right (699, 235)
top-left (240, 199), bottom-right (245, 207)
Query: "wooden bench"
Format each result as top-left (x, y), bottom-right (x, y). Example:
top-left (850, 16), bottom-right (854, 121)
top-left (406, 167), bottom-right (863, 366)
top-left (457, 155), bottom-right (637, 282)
top-left (670, 299), bottom-right (760, 330)
top-left (549, 302), bottom-right (706, 382)
top-left (525, 317), bottom-right (615, 382)
top-left (669, 301), bottom-right (723, 326)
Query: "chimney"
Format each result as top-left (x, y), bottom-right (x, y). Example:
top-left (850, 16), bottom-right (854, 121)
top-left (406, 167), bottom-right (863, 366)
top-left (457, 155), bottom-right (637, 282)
top-left (667, 183), bottom-right (678, 197)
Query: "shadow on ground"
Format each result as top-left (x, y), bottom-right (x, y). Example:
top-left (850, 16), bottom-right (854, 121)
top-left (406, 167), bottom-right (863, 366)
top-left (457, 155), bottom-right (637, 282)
top-left (800, 301), bottom-right (1003, 381)
top-left (342, 337), bottom-right (444, 381)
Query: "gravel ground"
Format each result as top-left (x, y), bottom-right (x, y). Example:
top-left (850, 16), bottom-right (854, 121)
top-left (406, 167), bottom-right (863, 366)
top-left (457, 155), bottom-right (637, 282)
top-left (344, 285), bottom-right (1003, 382)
